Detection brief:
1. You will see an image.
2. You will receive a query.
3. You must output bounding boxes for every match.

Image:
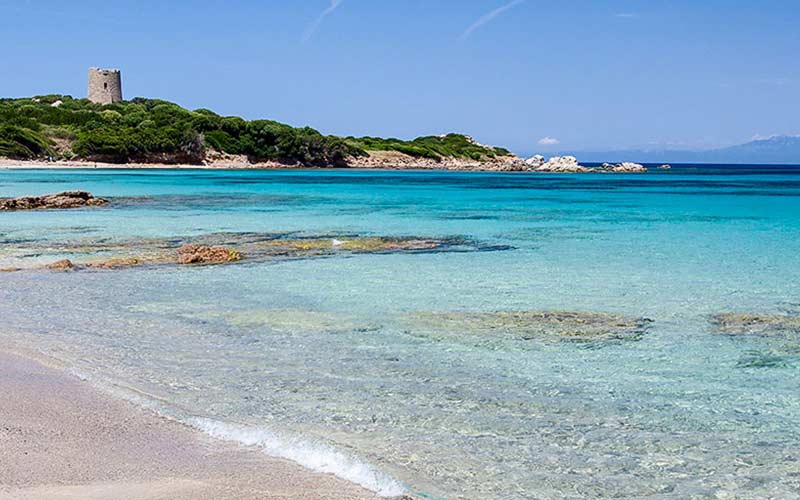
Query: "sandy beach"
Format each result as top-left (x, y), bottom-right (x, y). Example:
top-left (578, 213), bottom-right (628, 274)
top-left (0, 349), bottom-right (384, 500)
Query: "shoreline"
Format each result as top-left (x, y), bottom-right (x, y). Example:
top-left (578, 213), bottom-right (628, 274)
top-left (0, 348), bottom-right (402, 500)
top-left (0, 157), bottom-right (526, 172)
top-left (0, 154), bottom-right (647, 173)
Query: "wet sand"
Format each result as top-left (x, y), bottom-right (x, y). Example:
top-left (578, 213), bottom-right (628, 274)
top-left (0, 350), bottom-right (383, 500)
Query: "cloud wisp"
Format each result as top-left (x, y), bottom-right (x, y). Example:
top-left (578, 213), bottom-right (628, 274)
top-left (538, 137), bottom-right (560, 146)
top-left (460, 0), bottom-right (525, 40)
top-left (304, 0), bottom-right (344, 42)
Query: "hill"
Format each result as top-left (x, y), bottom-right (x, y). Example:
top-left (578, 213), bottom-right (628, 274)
top-left (0, 95), bottom-right (510, 167)
top-left (555, 136), bottom-right (800, 165)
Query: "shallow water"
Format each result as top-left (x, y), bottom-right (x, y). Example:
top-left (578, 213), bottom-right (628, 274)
top-left (2, 166), bottom-right (800, 499)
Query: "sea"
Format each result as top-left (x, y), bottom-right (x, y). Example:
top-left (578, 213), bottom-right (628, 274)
top-left (1, 165), bottom-right (799, 499)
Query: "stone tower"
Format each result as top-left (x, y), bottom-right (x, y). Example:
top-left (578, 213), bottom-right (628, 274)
top-left (87, 68), bottom-right (123, 104)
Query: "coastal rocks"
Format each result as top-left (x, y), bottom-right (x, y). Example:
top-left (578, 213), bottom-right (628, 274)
top-left (525, 155), bottom-right (545, 168)
top-left (403, 310), bottom-right (652, 342)
top-left (85, 257), bottom-right (142, 269)
top-left (535, 156), bottom-right (588, 173)
top-left (13, 232), bottom-right (509, 272)
top-left (711, 313), bottom-right (800, 337)
top-left (348, 150), bottom-right (651, 174)
top-left (45, 259), bottom-right (75, 270)
top-left (177, 244), bottom-right (242, 265)
top-left (0, 191), bottom-right (108, 211)
top-left (658, 164), bottom-right (672, 170)
top-left (347, 150), bottom-right (530, 172)
top-left (600, 162), bottom-right (648, 173)
top-left (261, 236), bottom-right (488, 255)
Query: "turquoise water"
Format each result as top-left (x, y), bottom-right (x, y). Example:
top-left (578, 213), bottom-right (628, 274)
top-left (1, 167), bottom-right (800, 498)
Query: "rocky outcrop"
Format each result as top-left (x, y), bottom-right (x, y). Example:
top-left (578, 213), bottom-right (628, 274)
top-left (658, 164), bottom-right (672, 170)
top-left (600, 162), bottom-right (648, 173)
top-left (0, 191), bottom-right (108, 211)
top-left (45, 259), bottom-right (75, 270)
top-left (85, 257), bottom-right (142, 269)
top-left (347, 151), bottom-right (529, 172)
top-left (177, 244), bottom-right (242, 265)
top-left (524, 155), bottom-right (545, 168)
top-left (19, 232), bottom-right (509, 272)
top-left (535, 156), bottom-right (589, 173)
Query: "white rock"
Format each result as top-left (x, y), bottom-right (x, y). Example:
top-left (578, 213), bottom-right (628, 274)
top-left (614, 162), bottom-right (647, 172)
top-left (598, 162), bottom-right (647, 173)
top-left (51, 100), bottom-right (63, 107)
top-left (525, 155), bottom-right (545, 167)
top-left (537, 156), bottom-right (588, 173)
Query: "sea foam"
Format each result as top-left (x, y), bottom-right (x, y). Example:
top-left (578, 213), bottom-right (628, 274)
top-left (69, 369), bottom-right (407, 498)
top-left (190, 417), bottom-right (407, 497)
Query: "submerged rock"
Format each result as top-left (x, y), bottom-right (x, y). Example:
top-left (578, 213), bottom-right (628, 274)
top-left (85, 257), bottom-right (142, 269)
top-left (6, 232), bottom-right (509, 271)
top-left (404, 310), bottom-right (652, 342)
top-left (712, 313), bottom-right (800, 368)
top-left (711, 313), bottom-right (800, 337)
top-left (213, 308), bottom-right (379, 334)
top-left (0, 191), bottom-right (108, 211)
top-left (177, 244), bottom-right (242, 265)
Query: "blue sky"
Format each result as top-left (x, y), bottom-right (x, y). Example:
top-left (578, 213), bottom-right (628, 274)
top-left (2, 0), bottom-right (799, 154)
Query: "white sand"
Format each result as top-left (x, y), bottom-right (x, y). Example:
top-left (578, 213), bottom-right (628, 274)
top-left (0, 350), bottom-right (388, 500)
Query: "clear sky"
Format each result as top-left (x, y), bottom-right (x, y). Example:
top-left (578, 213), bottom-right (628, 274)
top-left (2, 0), bottom-right (799, 154)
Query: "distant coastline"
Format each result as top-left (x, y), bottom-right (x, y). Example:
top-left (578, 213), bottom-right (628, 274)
top-left (1, 95), bottom-right (648, 173)
top-left (0, 156), bottom-right (650, 173)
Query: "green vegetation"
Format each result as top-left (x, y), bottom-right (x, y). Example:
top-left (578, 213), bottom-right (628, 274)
top-left (346, 134), bottom-right (511, 162)
top-left (0, 95), bottom-right (510, 165)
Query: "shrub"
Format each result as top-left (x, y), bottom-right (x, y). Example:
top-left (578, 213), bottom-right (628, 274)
top-left (0, 96), bottom-right (510, 166)
top-left (0, 125), bottom-right (53, 159)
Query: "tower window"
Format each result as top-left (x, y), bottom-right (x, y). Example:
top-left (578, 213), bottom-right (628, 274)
top-left (104, 82), bottom-right (108, 89)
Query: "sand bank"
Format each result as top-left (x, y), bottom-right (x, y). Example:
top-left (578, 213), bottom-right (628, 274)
top-left (0, 349), bottom-right (386, 500)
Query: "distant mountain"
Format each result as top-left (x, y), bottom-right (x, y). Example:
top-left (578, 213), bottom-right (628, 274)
top-left (545, 136), bottom-right (800, 165)
top-left (709, 135), bottom-right (800, 164)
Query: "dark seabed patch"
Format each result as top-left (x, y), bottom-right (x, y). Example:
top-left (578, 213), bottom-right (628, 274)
top-left (109, 193), bottom-right (327, 210)
top-left (712, 313), bottom-right (800, 368)
top-left (712, 313), bottom-right (800, 337)
top-left (401, 310), bottom-right (653, 344)
top-left (499, 226), bottom-right (609, 242)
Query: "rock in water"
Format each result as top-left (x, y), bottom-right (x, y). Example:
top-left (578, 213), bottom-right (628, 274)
top-left (525, 155), bottom-right (545, 168)
top-left (600, 162), bottom-right (648, 173)
top-left (0, 191), bottom-right (108, 210)
top-left (536, 156), bottom-right (588, 173)
top-left (177, 244), bottom-right (242, 265)
top-left (614, 162), bottom-right (647, 173)
top-left (85, 257), bottom-right (142, 269)
top-left (658, 164), bottom-right (672, 170)
top-left (45, 259), bottom-right (75, 271)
